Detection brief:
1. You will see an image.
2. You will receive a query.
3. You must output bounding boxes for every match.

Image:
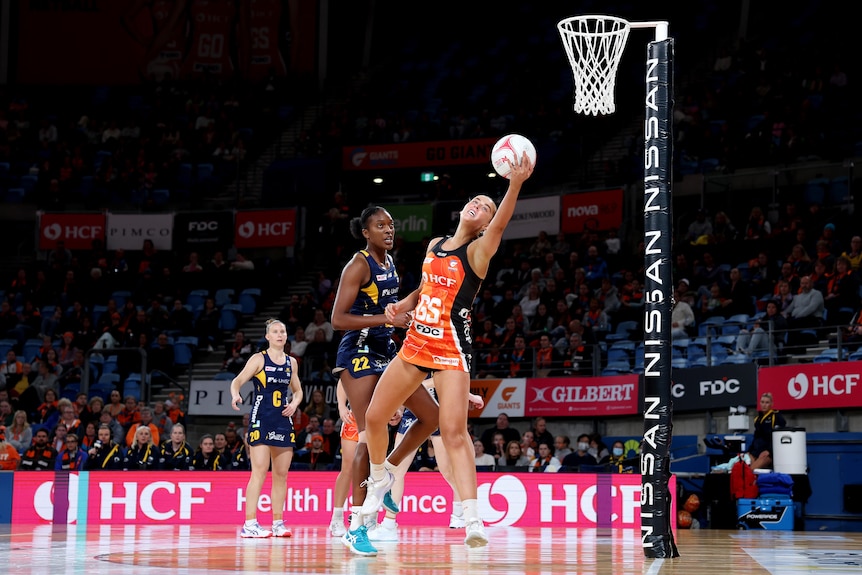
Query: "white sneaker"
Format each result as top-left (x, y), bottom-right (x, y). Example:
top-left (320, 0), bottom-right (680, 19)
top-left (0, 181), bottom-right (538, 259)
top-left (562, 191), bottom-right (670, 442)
top-left (272, 521), bottom-right (292, 538)
top-left (240, 520), bottom-right (272, 538)
top-left (330, 519), bottom-right (347, 537)
top-left (368, 522), bottom-right (398, 542)
top-left (359, 471), bottom-right (395, 517)
top-left (464, 519), bottom-right (488, 548)
top-left (449, 513), bottom-right (466, 529)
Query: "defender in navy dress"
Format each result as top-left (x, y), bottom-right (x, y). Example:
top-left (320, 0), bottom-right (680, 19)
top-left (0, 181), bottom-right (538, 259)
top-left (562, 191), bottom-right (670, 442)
top-left (231, 318), bottom-right (303, 539)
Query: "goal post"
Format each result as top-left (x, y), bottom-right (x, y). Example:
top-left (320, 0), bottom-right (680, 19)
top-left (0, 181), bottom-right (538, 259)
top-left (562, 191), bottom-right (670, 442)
top-left (557, 15), bottom-right (679, 559)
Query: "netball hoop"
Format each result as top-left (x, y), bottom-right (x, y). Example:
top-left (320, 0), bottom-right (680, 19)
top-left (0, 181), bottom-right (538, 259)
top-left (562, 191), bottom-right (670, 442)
top-left (557, 14), bottom-right (680, 560)
top-left (557, 15), bottom-right (669, 116)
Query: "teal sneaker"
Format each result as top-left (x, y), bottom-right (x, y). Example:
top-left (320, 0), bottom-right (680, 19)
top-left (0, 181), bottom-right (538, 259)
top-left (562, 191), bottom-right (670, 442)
top-left (382, 491), bottom-right (400, 514)
top-left (341, 525), bottom-right (378, 557)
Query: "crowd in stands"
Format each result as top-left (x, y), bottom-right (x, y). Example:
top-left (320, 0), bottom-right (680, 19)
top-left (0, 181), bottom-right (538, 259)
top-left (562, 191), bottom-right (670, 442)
top-left (0, 75), bottom-right (288, 210)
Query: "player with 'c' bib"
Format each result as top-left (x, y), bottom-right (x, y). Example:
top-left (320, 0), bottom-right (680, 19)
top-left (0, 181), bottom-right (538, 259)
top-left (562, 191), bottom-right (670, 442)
top-left (230, 318), bottom-right (302, 539)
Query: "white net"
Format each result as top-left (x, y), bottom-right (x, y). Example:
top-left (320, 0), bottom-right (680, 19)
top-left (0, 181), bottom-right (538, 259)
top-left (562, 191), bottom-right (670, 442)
top-left (557, 15), bottom-right (631, 116)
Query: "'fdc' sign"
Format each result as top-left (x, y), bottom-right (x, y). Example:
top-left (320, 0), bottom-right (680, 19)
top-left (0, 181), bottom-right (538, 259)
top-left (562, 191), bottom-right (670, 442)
top-left (670, 363), bottom-right (757, 412)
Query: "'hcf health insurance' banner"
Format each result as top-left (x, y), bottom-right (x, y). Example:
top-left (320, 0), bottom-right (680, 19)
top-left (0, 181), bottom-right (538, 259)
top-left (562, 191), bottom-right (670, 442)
top-left (38, 212), bottom-right (106, 250)
top-left (342, 138), bottom-right (496, 170)
top-left (234, 209), bottom-right (296, 248)
top-left (758, 361), bottom-right (862, 411)
top-left (9, 471), bottom-right (673, 530)
top-left (501, 195), bottom-right (560, 240)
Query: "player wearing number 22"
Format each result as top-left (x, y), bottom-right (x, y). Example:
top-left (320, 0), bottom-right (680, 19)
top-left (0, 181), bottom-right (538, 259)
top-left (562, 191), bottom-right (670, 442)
top-left (363, 150), bottom-right (534, 548)
top-left (331, 207), bottom-right (440, 556)
top-left (230, 318), bottom-right (303, 538)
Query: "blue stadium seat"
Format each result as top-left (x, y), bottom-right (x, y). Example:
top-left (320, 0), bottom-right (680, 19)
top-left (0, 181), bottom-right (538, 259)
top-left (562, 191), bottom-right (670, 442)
top-left (239, 288), bottom-right (261, 315)
top-left (215, 288), bottom-right (235, 309)
top-left (219, 304), bottom-right (243, 332)
top-left (186, 289), bottom-right (208, 310)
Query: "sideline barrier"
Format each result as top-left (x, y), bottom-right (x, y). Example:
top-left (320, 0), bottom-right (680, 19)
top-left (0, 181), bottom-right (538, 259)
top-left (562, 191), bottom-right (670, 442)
top-left (3, 471), bottom-right (674, 529)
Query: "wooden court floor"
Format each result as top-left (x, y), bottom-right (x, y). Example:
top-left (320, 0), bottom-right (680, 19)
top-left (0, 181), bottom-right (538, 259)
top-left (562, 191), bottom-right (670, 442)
top-left (2, 524), bottom-right (861, 575)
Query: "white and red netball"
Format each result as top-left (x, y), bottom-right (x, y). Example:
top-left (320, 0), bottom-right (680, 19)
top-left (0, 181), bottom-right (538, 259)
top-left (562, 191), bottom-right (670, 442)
top-left (490, 133), bottom-right (537, 178)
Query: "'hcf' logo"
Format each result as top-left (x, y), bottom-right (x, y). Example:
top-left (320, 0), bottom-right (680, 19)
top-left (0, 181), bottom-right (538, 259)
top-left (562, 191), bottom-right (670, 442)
top-left (787, 371), bottom-right (859, 399)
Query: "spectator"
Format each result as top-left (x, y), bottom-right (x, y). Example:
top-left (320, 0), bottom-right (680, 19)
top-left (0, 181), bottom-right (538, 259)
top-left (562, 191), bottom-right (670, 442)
top-left (305, 308), bottom-right (334, 343)
top-left (191, 433), bottom-right (224, 470)
top-left (519, 430), bottom-right (536, 460)
top-left (685, 208), bottom-right (713, 244)
top-left (167, 299), bottom-right (195, 335)
top-left (783, 275), bottom-right (825, 349)
top-left (825, 256), bottom-right (860, 326)
top-left (480, 413), bottom-right (521, 455)
top-left (583, 245), bottom-right (609, 289)
top-left (195, 297), bottom-right (221, 352)
top-left (303, 388), bottom-right (331, 421)
top-left (501, 440), bottom-right (532, 467)
top-left (0, 426), bottom-right (21, 470)
top-left (125, 406), bottom-right (161, 447)
top-left (529, 442), bottom-right (561, 472)
top-left (123, 425), bottom-right (158, 470)
top-left (557, 331), bottom-right (594, 376)
top-left (0, 350), bottom-right (24, 390)
top-left (530, 417), bottom-right (554, 451)
top-left (722, 267), bottom-right (755, 318)
top-left (222, 330), bottom-right (255, 375)
top-left (840, 235), bottom-right (862, 273)
top-left (736, 300), bottom-right (788, 357)
top-left (98, 409), bottom-right (125, 446)
top-left (474, 440), bottom-right (496, 468)
top-left (34, 388), bottom-right (59, 426)
top-left (295, 433), bottom-right (333, 470)
top-left (158, 422), bottom-right (194, 471)
top-left (84, 423), bottom-right (124, 470)
top-left (588, 433), bottom-right (610, 462)
top-left (17, 427), bottom-right (57, 470)
top-left (116, 395), bottom-right (142, 432)
top-left (561, 434), bottom-right (598, 470)
top-left (56, 398), bottom-right (82, 439)
top-left (671, 289), bottom-right (696, 339)
top-left (55, 433), bottom-right (87, 470)
top-left (7, 410), bottom-right (31, 453)
top-left (553, 435), bottom-right (573, 460)
top-left (534, 333), bottom-right (562, 376)
top-left (749, 392), bottom-right (787, 459)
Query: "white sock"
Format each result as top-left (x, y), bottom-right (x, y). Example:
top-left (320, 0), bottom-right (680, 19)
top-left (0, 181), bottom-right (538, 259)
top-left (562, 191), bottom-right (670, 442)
top-left (331, 506), bottom-right (344, 521)
top-left (272, 519), bottom-right (283, 527)
top-left (382, 516), bottom-right (397, 529)
top-left (370, 462), bottom-right (386, 481)
top-left (349, 505), bottom-right (362, 531)
top-left (452, 500), bottom-right (463, 517)
top-left (244, 519), bottom-right (257, 527)
top-left (383, 458), bottom-right (397, 473)
top-left (461, 499), bottom-right (479, 521)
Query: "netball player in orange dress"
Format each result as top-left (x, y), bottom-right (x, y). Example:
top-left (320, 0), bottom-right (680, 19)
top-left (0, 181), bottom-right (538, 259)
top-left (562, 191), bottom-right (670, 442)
top-left (362, 151), bottom-right (534, 548)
